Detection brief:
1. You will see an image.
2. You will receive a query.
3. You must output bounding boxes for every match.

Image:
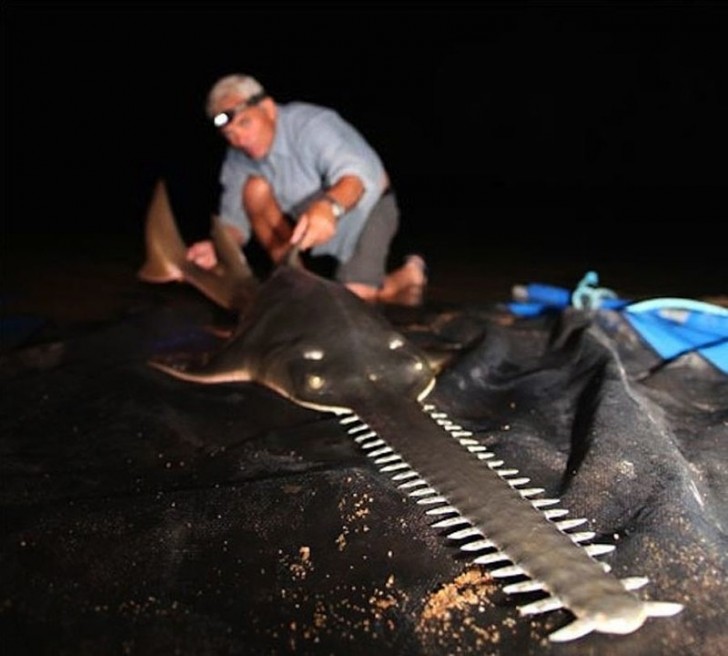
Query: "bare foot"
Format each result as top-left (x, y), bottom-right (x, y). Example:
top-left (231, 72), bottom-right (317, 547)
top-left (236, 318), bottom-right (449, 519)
top-left (378, 255), bottom-right (428, 306)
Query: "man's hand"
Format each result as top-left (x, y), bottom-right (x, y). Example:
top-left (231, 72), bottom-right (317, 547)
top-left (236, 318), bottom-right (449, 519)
top-left (290, 199), bottom-right (337, 251)
top-left (186, 240), bottom-right (218, 269)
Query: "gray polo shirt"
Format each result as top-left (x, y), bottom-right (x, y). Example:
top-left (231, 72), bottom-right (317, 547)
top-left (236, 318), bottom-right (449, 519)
top-left (218, 101), bottom-right (387, 262)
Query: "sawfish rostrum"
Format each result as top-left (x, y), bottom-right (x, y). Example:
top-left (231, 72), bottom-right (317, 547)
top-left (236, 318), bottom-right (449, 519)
top-left (139, 179), bottom-right (683, 643)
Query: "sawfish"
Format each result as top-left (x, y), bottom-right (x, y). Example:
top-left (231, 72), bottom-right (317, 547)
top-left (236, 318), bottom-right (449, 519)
top-left (138, 179), bottom-right (683, 643)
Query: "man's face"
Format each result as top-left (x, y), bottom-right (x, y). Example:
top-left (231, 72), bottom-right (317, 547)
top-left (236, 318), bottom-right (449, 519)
top-left (215, 93), bottom-right (276, 160)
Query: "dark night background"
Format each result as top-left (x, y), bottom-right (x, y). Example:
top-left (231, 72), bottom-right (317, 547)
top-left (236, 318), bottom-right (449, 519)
top-left (3, 1), bottom-right (727, 293)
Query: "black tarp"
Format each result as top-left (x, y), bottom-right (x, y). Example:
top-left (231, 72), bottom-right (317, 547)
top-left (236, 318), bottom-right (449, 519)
top-left (1, 283), bottom-right (727, 656)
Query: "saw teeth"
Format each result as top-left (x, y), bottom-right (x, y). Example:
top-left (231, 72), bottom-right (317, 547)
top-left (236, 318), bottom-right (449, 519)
top-left (519, 595), bottom-right (565, 615)
top-left (460, 539), bottom-right (499, 552)
top-left (472, 551), bottom-right (511, 565)
top-left (447, 526), bottom-right (482, 540)
top-left (373, 454), bottom-right (400, 465)
top-left (555, 517), bottom-right (588, 530)
top-left (408, 487), bottom-right (438, 497)
top-left (584, 543), bottom-right (616, 557)
top-left (621, 576), bottom-right (649, 591)
top-left (425, 505), bottom-right (459, 516)
top-left (568, 531), bottom-right (597, 543)
top-left (360, 438), bottom-right (386, 449)
top-left (398, 478), bottom-right (428, 490)
top-left (519, 487), bottom-right (545, 497)
top-left (346, 423), bottom-right (370, 434)
top-left (490, 564), bottom-right (526, 578)
top-left (431, 516), bottom-right (469, 529)
top-left (391, 470), bottom-right (418, 481)
top-left (644, 601), bottom-right (684, 617)
top-left (380, 462), bottom-right (410, 472)
top-left (417, 495), bottom-right (448, 505)
top-left (531, 498), bottom-right (560, 508)
top-left (503, 579), bottom-right (546, 594)
top-left (347, 403), bottom-right (684, 644)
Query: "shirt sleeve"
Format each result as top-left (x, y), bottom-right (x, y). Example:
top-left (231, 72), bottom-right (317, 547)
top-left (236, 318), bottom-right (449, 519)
top-left (297, 110), bottom-right (385, 194)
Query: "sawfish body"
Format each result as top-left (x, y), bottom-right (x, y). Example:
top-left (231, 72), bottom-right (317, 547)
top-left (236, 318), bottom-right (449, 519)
top-left (139, 180), bottom-right (683, 643)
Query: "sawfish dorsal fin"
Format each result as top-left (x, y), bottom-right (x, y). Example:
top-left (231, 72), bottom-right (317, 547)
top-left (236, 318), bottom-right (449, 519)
top-left (138, 178), bottom-right (259, 312)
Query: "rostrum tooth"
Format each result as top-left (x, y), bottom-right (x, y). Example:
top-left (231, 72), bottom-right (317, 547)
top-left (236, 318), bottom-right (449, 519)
top-left (447, 526), bottom-right (481, 540)
top-left (519, 487), bottom-right (545, 497)
top-left (360, 438), bottom-right (386, 449)
top-left (568, 531), bottom-right (596, 543)
top-left (460, 539), bottom-right (498, 552)
top-left (490, 564), bottom-right (526, 578)
top-left (584, 543), bottom-right (616, 557)
top-left (417, 495), bottom-right (448, 505)
top-left (398, 478), bottom-right (428, 489)
top-left (425, 505), bottom-right (459, 516)
top-left (503, 579), bottom-right (546, 594)
top-left (543, 508), bottom-right (570, 519)
top-left (380, 462), bottom-right (410, 472)
top-left (555, 518), bottom-right (588, 530)
top-left (472, 551), bottom-right (510, 565)
top-left (531, 498), bottom-right (560, 508)
top-left (407, 486), bottom-right (437, 497)
top-left (621, 576), bottom-right (649, 591)
top-left (391, 470), bottom-right (418, 481)
top-left (519, 596), bottom-right (565, 615)
top-left (431, 516), bottom-right (469, 529)
top-left (368, 446), bottom-right (393, 458)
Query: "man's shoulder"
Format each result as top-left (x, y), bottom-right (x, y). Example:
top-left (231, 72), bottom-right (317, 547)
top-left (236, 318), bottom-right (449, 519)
top-left (279, 101), bottom-right (340, 126)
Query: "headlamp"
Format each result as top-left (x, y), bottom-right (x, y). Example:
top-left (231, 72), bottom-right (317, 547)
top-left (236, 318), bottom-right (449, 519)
top-left (212, 91), bottom-right (267, 128)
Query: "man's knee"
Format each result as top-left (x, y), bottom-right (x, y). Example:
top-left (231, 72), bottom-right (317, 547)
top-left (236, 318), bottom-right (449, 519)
top-left (243, 176), bottom-right (274, 213)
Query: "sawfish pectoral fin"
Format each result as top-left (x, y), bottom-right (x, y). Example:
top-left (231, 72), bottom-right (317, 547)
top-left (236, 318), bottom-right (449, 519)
top-left (137, 179), bottom-right (188, 283)
top-left (149, 358), bottom-right (251, 385)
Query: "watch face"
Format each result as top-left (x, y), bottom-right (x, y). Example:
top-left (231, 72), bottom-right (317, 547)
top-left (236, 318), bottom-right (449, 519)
top-left (324, 195), bottom-right (344, 218)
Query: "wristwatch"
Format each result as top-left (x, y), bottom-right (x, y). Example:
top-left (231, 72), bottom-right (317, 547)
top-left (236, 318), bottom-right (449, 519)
top-left (322, 194), bottom-right (346, 219)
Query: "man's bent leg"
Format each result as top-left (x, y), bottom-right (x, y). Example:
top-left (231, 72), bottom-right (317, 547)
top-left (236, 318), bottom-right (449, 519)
top-left (243, 176), bottom-right (292, 264)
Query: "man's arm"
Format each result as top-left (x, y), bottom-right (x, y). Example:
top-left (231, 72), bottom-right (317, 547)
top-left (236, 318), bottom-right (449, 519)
top-left (186, 223), bottom-right (245, 270)
top-left (290, 174), bottom-right (364, 251)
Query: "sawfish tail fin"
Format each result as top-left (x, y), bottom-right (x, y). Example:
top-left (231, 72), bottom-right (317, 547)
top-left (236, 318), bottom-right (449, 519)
top-left (137, 178), bottom-right (260, 312)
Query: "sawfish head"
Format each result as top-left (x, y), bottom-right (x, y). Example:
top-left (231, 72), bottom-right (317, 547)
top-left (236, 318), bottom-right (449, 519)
top-left (140, 179), bottom-right (436, 411)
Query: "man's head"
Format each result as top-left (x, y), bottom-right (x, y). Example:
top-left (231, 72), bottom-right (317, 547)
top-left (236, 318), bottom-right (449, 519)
top-left (206, 74), bottom-right (277, 160)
